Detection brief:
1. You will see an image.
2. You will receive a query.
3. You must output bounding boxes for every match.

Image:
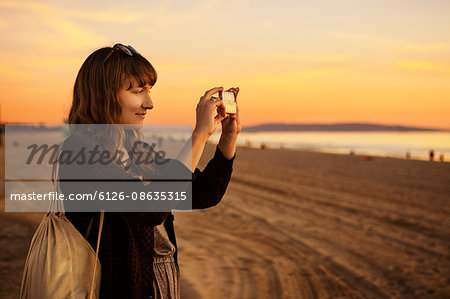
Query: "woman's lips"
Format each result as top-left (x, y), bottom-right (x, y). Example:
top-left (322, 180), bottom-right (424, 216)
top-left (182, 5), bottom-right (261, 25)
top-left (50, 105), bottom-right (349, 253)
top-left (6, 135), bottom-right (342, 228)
top-left (136, 113), bottom-right (146, 119)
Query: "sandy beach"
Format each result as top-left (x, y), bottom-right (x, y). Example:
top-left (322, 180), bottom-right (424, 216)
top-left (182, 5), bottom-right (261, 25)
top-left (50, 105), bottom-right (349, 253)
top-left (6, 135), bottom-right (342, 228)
top-left (1, 143), bottom-right (449, 298)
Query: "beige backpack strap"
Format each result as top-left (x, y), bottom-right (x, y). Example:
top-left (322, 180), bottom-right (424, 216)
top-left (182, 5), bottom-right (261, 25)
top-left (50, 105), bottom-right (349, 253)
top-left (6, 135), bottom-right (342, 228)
top-left (89, 210), bottom-right (105, 299)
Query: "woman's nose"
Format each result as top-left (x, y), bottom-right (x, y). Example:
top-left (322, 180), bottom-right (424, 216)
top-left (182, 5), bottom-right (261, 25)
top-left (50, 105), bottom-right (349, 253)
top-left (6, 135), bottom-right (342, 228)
top-left (143, 93), bottom-right (154, 110)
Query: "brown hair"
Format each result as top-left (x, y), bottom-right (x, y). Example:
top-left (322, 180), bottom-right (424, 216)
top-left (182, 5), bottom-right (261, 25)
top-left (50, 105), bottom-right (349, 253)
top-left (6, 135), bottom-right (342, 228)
top-left (69, 46), bottom-right (157, 124)
top-left (67, 46), bottom-right (158, 172)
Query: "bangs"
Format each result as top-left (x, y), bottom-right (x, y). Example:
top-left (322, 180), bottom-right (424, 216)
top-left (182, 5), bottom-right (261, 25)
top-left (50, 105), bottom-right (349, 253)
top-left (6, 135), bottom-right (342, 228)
top-left (122, 54), bottom-right (157, 89)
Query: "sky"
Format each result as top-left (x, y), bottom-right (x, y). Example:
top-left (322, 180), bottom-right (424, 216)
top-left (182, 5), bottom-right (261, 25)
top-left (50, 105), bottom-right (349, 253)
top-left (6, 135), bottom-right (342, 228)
top-left (1, 0), bottom-right (449, 129)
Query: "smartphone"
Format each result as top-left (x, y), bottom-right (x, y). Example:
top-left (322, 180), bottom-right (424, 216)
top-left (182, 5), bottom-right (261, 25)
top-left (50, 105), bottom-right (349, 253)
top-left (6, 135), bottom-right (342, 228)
top-left (212, 90), bottom-right (237, 114)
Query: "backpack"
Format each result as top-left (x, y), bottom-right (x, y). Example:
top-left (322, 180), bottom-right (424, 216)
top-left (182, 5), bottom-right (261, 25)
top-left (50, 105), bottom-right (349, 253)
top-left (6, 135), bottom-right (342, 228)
top-left (20, 146), bottom-right (104, 299)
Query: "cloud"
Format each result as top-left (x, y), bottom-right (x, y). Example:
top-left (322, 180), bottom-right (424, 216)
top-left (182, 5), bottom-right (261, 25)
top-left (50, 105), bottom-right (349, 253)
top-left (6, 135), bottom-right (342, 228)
top-left (228, 51), bottom-right (348, 63)
top-left (157, 62), bottom-right (206, 73)
top-left (0, 1), bottom-right (108, 52)
top-left (393, 60), bottom-right (450, 74)
top-left (332, 32), bottom-right (450, 53)
top-left (65, 9), bottom-right (139, 24)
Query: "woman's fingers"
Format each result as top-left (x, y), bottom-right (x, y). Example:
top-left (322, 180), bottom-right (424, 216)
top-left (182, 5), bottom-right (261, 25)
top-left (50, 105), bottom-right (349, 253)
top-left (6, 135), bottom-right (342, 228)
top-left (226, 87), bottom-right (239, 100)
top-left (203, 86), bottom-right (239, 102)
top-left (198, 86), bottom-right (238, 121)
top-left (214, 100), bottom-right (226, 117)
top-left (233, 94), bottom-right (240, 118)
top-left (214, 101), bottom-right (227, 123)
top-left (202, 86), bottom-right (223, 101)
top-left (232, 87), bottom-right (239, 100)
top-left (214, 112), bottom-right (227, 123)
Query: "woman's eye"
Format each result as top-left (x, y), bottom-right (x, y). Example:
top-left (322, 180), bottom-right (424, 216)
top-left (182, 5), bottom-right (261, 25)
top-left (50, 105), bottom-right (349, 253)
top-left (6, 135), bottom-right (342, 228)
top-left (135, 89), bottom-right (144, 94)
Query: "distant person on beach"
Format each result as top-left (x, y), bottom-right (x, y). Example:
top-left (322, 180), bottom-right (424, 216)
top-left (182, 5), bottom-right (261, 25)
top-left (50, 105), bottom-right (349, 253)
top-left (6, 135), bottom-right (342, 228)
top-left (56, 44), bottom-right (241, 299)
top-left (429, 149), bottom-right (434, 161)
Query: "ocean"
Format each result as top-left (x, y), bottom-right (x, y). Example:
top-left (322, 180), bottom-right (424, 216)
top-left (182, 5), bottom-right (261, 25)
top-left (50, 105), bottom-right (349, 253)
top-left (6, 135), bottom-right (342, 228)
top-left (209, 131), bottom-right (450, 161)
top-left (4, 126), bottom-right (450, 162)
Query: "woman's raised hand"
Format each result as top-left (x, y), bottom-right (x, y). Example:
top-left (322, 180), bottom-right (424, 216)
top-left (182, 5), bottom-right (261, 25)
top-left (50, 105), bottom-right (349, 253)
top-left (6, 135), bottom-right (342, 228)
top-left (193, 86), bottom-right (227, 138)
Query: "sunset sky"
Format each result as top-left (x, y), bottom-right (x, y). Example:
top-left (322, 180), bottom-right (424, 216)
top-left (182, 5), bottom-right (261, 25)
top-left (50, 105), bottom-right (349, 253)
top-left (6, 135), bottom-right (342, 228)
top-left (1, 0), bottom-right (449, 129)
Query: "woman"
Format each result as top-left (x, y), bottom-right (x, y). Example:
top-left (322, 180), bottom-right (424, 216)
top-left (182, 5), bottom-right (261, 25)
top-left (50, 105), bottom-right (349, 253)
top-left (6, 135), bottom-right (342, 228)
top-left (58, 43), bottom-right (240, 299)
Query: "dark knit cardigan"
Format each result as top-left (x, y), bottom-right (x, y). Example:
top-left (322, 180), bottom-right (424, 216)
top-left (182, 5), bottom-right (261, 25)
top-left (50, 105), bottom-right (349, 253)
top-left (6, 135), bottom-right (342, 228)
top-left (58, 132), bottom-right (235, 298)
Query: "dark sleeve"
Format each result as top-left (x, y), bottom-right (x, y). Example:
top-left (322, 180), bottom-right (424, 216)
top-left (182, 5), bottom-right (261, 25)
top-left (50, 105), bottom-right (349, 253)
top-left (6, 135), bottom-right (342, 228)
top-left (59, 135), bottom-right (235, 225)
top-left (191, 145), bottom-right (236, 210)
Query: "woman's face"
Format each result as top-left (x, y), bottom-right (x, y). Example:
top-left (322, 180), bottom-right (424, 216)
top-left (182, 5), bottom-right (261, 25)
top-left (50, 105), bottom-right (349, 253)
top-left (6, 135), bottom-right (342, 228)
top-left (118, 79), bottom-right (154, 125)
